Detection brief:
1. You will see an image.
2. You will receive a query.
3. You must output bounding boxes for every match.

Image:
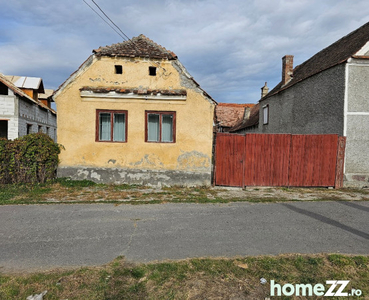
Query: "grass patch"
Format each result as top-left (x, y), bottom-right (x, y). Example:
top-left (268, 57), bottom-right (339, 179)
top-left (1, 179), bottom-right (369, 205)
top-left (0, 183), bottom-right (51, 204)
top-left (0, 254), bottom-right (368, 299)
top-left (56, 178), bottom-right (97, 188)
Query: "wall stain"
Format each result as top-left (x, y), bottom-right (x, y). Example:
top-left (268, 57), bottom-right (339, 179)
top-left (177, 151), bottom-right (210, 172)
top-left (130, 154), bottom-right (164, 168)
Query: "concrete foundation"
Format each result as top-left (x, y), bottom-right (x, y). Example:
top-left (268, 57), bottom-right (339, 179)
top-left (57, 166), bottom-right (212, 187)
top-left (343, 174), bottom-right (369, 188)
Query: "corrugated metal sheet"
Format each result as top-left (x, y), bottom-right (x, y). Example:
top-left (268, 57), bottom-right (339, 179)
top-left (14, 76), bottom-right (42, 90)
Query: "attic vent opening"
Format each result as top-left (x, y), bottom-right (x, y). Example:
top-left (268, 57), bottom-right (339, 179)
top-left (115, 65), bottom-right (123, 74)
top-left (149, 66), bottom-right (157, 76)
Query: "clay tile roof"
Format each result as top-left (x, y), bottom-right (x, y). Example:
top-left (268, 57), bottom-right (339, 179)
top-left (265, 21), bottom-right (369, 99)
top-left (80, 86), bottom-right (187, 96)
top-left (93, 34), bottom-right (177, 60)
top-left (230, 103), bottom-right (260, 132)
top-left (216, 103), bottom-right (255, 128)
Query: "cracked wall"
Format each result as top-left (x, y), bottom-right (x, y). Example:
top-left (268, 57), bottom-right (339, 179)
top-left (54, 55), bottom-right (216, 186)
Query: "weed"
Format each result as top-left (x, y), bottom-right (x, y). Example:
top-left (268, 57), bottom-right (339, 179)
top-left (353, 255), bottom-right (368, 267)
top-left (328, 254), bottom-right (355, 267)
top-left (130, 267), bottom-right (146, 279)
top-left (113, 184), bottom-right (140, 190)
top-left (0, 254), bottom-right (368, 299)
top-left (56, 177), bottom-right (97, 188)
top-left (2, 179), bottom-right (369, 205)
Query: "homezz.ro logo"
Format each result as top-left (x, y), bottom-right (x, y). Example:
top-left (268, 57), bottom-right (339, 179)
top-left (270, 280), bottom-right (363, 297)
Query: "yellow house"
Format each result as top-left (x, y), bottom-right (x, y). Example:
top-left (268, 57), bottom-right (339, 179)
top-left (53, 35), bottom-right (217, 186)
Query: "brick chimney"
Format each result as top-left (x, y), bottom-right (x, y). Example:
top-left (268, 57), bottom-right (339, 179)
top-left (261, 82), bottom-right (269, 98)
top-left (282, 55), bottom-right (294, 85)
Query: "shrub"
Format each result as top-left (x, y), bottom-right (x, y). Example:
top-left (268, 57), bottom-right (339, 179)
top-left (0, 138), bottom-right (12, 184)
top-left (0, 133), bottom-right (63, 184)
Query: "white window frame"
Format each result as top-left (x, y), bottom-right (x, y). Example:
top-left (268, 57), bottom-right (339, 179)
top-left (263, 105), bottom-right (269, 125)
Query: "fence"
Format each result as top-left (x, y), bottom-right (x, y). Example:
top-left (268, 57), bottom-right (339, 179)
top-left (214, 133), bottom-right (346, 188)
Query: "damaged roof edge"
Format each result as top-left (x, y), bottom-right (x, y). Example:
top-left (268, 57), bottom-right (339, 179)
top-left (52, 55), bottom-right (95, 100)
top-left (172, 59), bottom-right (217, 105)
top-left (53, 53), bottom-right (217, 106)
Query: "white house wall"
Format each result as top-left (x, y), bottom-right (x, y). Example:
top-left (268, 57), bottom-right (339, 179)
top-left (0, 91), bottom-right (18, 140)
top-left (345, 58), bottom-right (369, 185)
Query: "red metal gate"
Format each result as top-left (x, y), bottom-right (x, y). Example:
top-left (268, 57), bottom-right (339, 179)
top-left (214, 133), bottom-right (346, 188)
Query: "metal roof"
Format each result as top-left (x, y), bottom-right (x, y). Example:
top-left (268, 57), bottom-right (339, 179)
top-left (0, 73), bottom-right (55, 114)
top-left (13, 76), bottom-right (44, 92)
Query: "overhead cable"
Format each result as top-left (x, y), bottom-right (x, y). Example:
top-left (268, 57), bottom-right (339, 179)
top-left (82, 0), bottom-right (127, 41)
top-left (89, 0), bottom-right (141, 53)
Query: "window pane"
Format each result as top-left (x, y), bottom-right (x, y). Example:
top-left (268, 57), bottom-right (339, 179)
top-left (99, 113), bottom-right (111, 141)
top-left (161, 114), bottom-right (173, 142)
top-left (113, 113), bottom-right (126, 142)
top-left (263, 106), bottom-right (268, 124)
top-left (148, 114), bottom-right (159, 141)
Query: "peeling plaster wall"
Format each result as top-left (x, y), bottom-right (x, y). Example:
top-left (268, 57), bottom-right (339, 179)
top-left (58, 166), bottom-right (211, 187)
top-left (55, 56), bottom-right (215, 186)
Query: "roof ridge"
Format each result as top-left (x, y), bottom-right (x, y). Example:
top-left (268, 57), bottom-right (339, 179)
top-left (296, 21), bottom-right (369, 71)
top-left (93, 35), bottom-right (177, 60)
top-left (135, 34), bottom-right (177, 58)
top-left (217, 102), bottom-right (255, 107)
top-left (262, 20), bottom-right (369, 100)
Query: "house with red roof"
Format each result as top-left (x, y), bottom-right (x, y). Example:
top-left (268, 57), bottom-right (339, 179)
top-left (215, 103), bottom-right (254, 132)
top-left (257, 21), bottom-right (369, 187)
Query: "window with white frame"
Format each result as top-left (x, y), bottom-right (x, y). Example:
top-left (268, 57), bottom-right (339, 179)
top-left (96, 110), bottom-right (127, 142)
top-left (263, 105), bottom-right (269, 125)
top-left (145, 111), bottom-right (176, 143)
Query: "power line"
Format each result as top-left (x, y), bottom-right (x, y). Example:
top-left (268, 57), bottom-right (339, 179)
top-left (82, 0), bottom-right (127, 41)
top-left (91, 0), bottom-right (132, 42)
top-left (90, 0), bottom-right (141, 53)
top-left (84, 0), bottom-right (141, 53)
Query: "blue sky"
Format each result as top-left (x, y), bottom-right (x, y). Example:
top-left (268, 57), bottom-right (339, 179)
top-left (1, 0), bottom-right (369, 105)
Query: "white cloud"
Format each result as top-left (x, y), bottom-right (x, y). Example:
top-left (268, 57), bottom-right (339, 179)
top-left (1, 0), bottom-right (369, 102)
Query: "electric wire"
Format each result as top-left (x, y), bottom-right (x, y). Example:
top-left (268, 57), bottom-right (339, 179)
top-left (91, 0), bottom-right (131, 42)
top-left (82, 0), bottom-right (127, 41)
top-left (89, 0), bottom-right (141, 53)
top-left (83, 0), bottom-right (160, 66)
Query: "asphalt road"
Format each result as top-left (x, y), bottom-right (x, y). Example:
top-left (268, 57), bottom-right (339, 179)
top-left (0, 201), bottom-right (368, 273)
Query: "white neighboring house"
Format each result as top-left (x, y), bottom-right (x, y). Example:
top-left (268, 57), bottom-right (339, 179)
top-left (0, 74), bottom-right (57, 140)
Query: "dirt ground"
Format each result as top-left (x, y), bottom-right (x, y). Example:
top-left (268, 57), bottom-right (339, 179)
top-left (215, 186), bottom-right (369, 201)
top-left (41, 184), bottom-right (369, 203)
